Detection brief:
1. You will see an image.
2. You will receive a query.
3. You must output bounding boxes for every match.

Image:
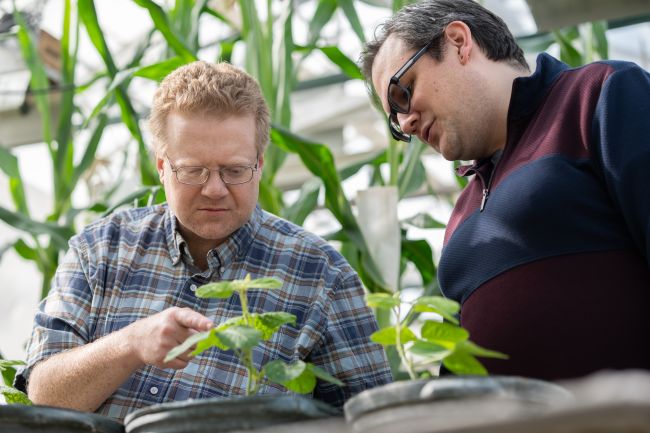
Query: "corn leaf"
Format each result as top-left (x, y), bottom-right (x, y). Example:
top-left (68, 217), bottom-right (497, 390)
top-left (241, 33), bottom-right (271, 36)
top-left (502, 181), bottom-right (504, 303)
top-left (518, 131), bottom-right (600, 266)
top-left (319, 46), bottom-right (364, 80)
top-left (134, 57), bottom-right (188, 81)
top-left (337, 0), bottom-right (365, 43)
top-left (0, 206), bottom-right (73, 250)
top-left (133, 0), bottom-right (197, 62)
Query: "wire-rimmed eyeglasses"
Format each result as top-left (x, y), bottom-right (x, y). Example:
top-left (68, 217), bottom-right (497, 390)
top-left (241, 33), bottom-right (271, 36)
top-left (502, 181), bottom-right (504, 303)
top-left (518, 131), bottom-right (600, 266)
top-left (165, 153), bottom-right (259, 186)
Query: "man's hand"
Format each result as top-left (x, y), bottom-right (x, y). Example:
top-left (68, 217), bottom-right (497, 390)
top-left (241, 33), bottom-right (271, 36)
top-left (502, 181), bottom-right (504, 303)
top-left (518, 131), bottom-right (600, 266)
top-left (123, 307), bottom-right (214, 370)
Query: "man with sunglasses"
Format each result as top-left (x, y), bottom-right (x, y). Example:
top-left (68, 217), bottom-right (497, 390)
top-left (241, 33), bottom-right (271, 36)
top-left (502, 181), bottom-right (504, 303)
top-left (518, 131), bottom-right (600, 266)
top-left (362, 0), bottom-right (650, 380)
top-left (17, 61), bottom-right (391, 421)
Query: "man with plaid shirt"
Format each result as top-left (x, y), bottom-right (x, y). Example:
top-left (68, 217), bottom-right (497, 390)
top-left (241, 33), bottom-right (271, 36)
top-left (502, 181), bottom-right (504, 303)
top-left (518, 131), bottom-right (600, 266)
top-left (17, 61), bottom-right (391, 421)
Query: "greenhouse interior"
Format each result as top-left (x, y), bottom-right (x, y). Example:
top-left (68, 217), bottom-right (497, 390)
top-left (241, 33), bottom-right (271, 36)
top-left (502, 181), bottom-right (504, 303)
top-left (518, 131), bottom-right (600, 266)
top-left (1, 0), bottom-right (650, 432)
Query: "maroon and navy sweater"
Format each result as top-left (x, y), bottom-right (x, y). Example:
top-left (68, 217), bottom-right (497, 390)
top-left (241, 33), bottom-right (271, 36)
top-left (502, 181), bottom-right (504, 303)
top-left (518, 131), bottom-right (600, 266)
top-left (438, 53), bottom-right (650, 380)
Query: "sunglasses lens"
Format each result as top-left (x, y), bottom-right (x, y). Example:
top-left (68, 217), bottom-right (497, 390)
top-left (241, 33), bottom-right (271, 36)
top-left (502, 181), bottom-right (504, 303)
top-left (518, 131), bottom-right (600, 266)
top-left (388, 83), bottom-right (410, 113)
top-left (389, 113), bottom-right (411, 142)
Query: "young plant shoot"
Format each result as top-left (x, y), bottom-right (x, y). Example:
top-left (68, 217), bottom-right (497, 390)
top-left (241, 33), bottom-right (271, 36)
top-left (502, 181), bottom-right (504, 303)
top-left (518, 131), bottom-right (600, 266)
top-left (166, 275), bottom-right (343, 395)
top-left (366, 293), bottom-right (508, 379)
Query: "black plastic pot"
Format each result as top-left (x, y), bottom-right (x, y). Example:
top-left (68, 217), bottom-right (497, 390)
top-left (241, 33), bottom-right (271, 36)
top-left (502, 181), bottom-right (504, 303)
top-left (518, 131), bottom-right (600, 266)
top-left (0, 404), bottom-right (124, 433)
top-left (124, 394), bottom-right (340, 433)
top-left (344, 376), bottom-right (573, 433)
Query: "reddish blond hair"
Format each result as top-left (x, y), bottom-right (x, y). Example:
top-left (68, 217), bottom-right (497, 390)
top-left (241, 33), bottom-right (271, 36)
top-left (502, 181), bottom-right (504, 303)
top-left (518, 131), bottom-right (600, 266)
top-left (149, 61), bottom-right (270, 155)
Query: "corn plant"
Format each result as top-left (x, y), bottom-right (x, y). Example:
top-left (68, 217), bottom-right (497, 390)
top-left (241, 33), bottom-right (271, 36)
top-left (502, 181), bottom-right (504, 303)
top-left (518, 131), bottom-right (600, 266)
top-left (165, 275), bottom-right (343, 395)
top-left (366, 293), bottom-right (507, 379)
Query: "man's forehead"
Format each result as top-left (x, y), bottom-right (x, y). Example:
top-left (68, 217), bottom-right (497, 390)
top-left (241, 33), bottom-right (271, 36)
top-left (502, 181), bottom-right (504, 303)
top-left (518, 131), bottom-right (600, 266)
top-left (372, 36), bottom-right (415, 97)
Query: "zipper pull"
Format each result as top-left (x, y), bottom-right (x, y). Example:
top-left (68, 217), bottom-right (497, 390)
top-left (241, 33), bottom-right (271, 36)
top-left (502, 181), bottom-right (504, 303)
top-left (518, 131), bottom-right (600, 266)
top-left (480, 188), bottom-right (489, 212)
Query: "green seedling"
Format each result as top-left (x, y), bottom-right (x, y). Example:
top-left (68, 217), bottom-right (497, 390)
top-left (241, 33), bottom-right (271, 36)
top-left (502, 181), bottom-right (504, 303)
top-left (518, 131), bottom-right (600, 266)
top-left (166, 274), bottom-right (343, 395)
top-left (0, 359), bottom-right (31, 405)
top-left (367, 293), bottom-right (508, 379)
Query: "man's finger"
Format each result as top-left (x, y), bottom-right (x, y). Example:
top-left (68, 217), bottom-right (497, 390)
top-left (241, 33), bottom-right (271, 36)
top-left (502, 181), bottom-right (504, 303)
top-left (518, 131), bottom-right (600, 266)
top-left (173, 307), bottom-right (213, 331)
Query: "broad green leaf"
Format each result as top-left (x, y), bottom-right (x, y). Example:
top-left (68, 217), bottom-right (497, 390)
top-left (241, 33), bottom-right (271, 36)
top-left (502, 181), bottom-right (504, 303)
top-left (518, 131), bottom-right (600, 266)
top-left (421, 321), bottom-right (468, 344)
top-left (215, 325), bottom-right (262, 350)
top-left (442, 351), bottom-right (488, 376)
top-left (402, 213), bottom-right (447, 230)
top-left (196, 282), bottom-right (235, 299)
top-left (263, 360), bottom-right (316, 394)
top-left (134, 57), bottom-right (188, 81)
top-left (319, 46), bottom-right (363, 80)
top-left (365, 293), bottom-right (400, 310)
top-left (0, 360), bottom-right (25, 387)
top-left (79, 0), bottom-right (158, 186)
top-left (401, 239), bottom-right (437, 288)
top-left (13, 239), bottom-right (38, 262)
top-left (283, 178), bottom-right (321, 226)
top-left (0, 147), bottom-right (28, 215)
top-left (307, 0), bottom-right (337, 47)
top-left (457, 340), bottom-right (508, 360)
top-left (253, 312), bottom-right (296, 339)
top-left (409, 340), bottom-right (452, 362)
top-left (193, 331), bottom-right (228, 353)
top-left (164, 330), bottom-right (211, 362)
top-left (370, 326), bottom-right (416, 346)
top-left (553, 29), bottom-right (583, 67)
top-left (201, 6), bottom-right (235, 28)
top-left (398, 139), bottom-right (427, 198)
top-left (14, 7), bottom-right (52, 146)
top-left (133, 0), bottom-right (197, 62)
top-left (0, 206), bottom-right (74, 251)
top-left (263, 359), bottom-right (306, 382)
top-left (413, 296), bottom-right (460, 325)
top-left (591, 21), bottom-right (609, 60)
top-left (240, 277), bottom-right (283, 290)
top-left (0, 386), bottom-right (32, 405)
top-left (70, 113), bottom-right (108, 191)
top-left (308, 364), bottom-right (344, 387)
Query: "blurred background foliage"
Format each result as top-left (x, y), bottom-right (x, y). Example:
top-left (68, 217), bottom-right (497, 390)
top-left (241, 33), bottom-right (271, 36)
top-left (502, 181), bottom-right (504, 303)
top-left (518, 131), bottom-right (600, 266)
top-left (0, 0), bottom-right (613, 375)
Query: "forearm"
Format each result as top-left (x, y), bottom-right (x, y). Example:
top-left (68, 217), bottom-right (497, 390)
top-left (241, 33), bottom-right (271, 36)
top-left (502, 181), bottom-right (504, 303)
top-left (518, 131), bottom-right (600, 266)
top-left (27, 328), bottom-right (142, 412)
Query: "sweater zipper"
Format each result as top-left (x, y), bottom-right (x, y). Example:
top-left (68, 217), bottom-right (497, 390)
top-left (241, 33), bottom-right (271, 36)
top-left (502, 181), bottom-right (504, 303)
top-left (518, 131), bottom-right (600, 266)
top-left (462, 155), bottom-right (501, 212)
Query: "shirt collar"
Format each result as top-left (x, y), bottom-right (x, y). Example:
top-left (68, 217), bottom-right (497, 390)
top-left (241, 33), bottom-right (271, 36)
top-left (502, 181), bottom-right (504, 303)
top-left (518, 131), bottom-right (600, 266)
top-left (509, 53), bottom-right (569, 121)
top-left (456, 53), bottom-right (568, 175)
top-left (164, 204), bottom-right (263, 267)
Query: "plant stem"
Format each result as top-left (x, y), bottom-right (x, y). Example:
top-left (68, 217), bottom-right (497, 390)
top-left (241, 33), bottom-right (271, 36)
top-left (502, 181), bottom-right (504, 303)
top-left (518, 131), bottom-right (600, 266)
top-left (394, 305), bottom-right (417, 380)
top-left (239, 288), bottom-right (251, 326)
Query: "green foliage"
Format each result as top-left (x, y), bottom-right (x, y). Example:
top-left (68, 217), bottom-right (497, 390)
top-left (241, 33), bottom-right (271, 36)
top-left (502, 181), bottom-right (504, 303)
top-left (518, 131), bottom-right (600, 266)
top-left (366, 293), bottom-right (507, 379)
top-left (0, 360), bottom-right (31, 405)
top-left (166, 275), bottom-right (343, 396)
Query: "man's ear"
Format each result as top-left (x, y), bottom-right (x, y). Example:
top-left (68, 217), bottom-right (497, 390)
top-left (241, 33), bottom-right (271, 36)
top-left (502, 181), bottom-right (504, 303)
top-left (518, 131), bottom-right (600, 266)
top-left (444, 21), bottom-right (474, 64)
top-left (257, 152), bottom-right (264, 176)
top-left (156, 152), bottom-right (165, 183)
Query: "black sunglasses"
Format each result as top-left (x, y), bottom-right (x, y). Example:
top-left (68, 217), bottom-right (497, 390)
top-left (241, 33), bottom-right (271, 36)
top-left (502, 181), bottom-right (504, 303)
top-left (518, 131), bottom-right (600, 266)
top-left (387, 40), bottom-right (434, 142)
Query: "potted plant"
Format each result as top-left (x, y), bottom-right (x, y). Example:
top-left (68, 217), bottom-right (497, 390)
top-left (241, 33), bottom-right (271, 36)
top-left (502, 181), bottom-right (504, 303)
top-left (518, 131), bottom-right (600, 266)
top-left (1, 360), bottom-right (124, 432)
top-left (343, 293), bottom-right (573, 433)
top-left (124, 275), bottom-right (343, 433)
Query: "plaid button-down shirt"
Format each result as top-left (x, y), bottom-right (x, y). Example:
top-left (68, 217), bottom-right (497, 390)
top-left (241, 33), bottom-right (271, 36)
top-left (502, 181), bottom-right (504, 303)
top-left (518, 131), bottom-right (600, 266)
top-left (18, 204), bottom-right (392, 421)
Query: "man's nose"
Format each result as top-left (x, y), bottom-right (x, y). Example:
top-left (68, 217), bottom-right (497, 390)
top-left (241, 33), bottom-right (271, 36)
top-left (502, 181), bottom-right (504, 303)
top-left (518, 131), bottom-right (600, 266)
top-left (397, 111), bottom-right (418, 135)
top-left (201, 171), bottom-right (229, 197)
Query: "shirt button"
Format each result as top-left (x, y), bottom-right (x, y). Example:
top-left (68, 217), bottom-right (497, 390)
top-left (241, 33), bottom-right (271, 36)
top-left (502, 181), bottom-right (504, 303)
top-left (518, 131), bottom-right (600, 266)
top-left (190, 284), bottom-right (197, 292)
top-left (150, 386), bottom-right (159, 395)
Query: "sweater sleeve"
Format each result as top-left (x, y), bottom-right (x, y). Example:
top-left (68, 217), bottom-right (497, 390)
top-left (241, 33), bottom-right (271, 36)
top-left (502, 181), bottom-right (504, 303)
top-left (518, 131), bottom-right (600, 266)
top-left (592, 62), bottom-right (650, 268)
